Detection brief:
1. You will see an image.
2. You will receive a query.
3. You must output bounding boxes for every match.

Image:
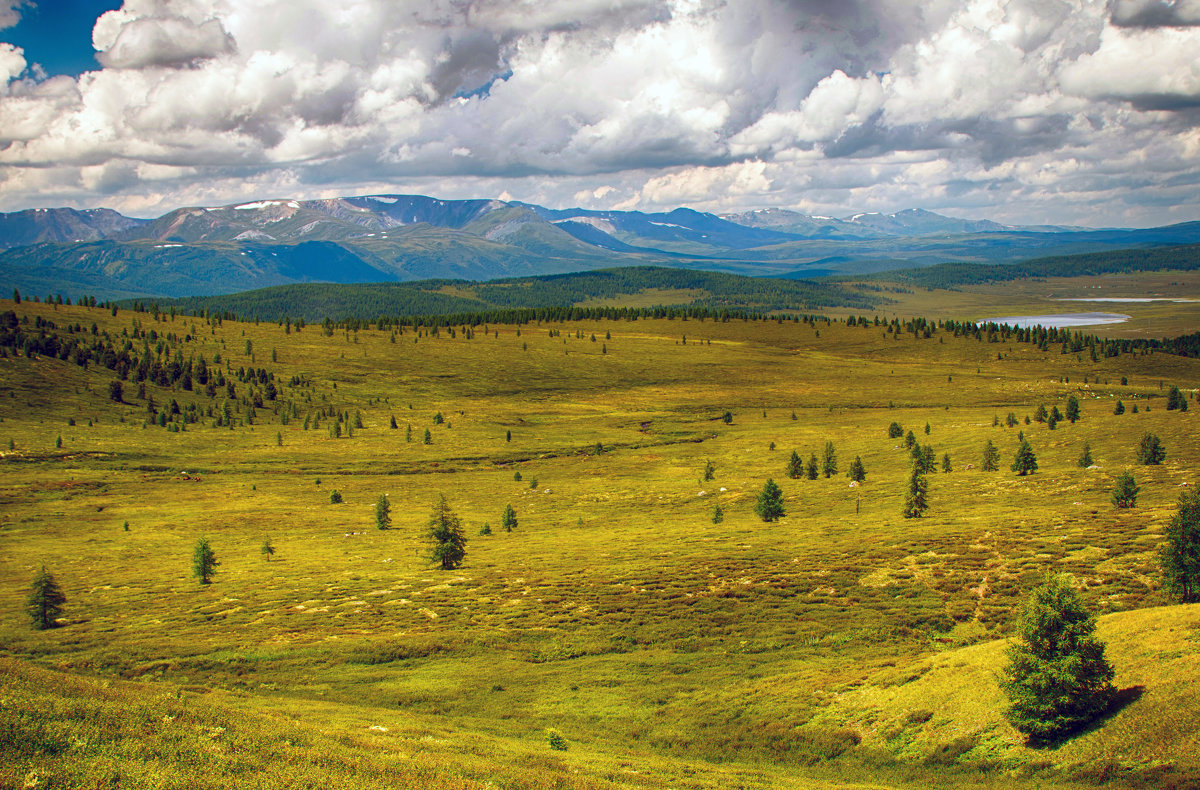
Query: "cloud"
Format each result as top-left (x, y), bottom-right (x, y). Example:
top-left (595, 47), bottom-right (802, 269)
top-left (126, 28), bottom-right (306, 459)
top-left (94, 11), bottom-right (236, 69)
top-left (1110, 0), bottom-right (1200, 27)
top-left (0, 0), bottom-right (1198, 227)
top-left (0, 0), bottom-right (26, 31)
top-left (1060, 24), bottom-right (1200, 108)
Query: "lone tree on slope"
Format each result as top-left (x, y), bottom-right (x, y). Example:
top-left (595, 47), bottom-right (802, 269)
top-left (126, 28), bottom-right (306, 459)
top-left (1161, 487), bottom-right (1200, 602)
top-left (1000, 574), bottom-right (1115, 744)
top-left (502, 503), bottom-right (518, 532)
top-left (1065, 395), bottom-right (1081, 423)
top-left (786, 450), bottom-right (804, 479)
top-left (376, 494), bottom-right (392, 530)
top-left (1012, 439), bottom-right (1039, 476)
top-left (821, 441), bottom-right (837, 478)
top-left (1111, 470), bottom-right (1140, 509)
top-left (902, 464), bottom-right (928, 518)
top-left (1136, 432), bottom-right (1166, 465)
top-left (192, 538), bottom-right (218, 584)
top-left (981, 439), bottom-right (1000, 472)
top-left (427, 496), bottom-right (468, 570)
top-left (848, 455), bottom-right (866, 483)
top-left (26, 566), bottom-right (66, 630)
top-left (754, 479), bottom-right (786, 522)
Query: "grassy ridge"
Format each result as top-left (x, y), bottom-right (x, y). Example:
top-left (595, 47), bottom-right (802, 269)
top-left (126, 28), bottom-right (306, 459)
top-left (860, 244), bottom-right (1200, 290)
top-left (2, 296), bottom-right (1199, 788)
top-left (143, 266), bottom-right (880, 322)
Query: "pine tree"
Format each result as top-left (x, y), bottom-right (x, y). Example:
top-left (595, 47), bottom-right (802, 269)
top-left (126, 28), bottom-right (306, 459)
top-left (902, 464), bottom-right (928, 518)
top-left (848, 455), bottom-right (866, 483)
top-left (261, 538), bottom-right (275, 561)
top-left (192, 538), bottom-right (218, 584)
top-left (423, 428), bottom-right (432, 445)
top-left (721, 411), bottom-right (733, 424)
top-left (1065, 395), bottom-right (1081, 423)
top-left (754, 479), bottom-right (786, 522)
top-left (981, 439), bottom-right (1001, 471)
top-left (376, 494), bottom-right (391, 530)
top-left (329, 489), bottom-right (343, 504)
top-left (1113, 400), bottom-right (1125, 415)
top-left (821, 440), bottom-right (837, 478)
top-left (1012, 439), bottom-right (1039, 475)
top-left (805, 453), bottom-right (819, 480)
top-left (1136, 432), bottom-right (1165, 465)
top-left (390, 415), bottom-right (398, 429)
top-left (1160, 487), bottom-right (1200, 602)
top-left (1111, 470), bottom-right (1139, 508)
top-left (1000, 575), bottom-right (1115, 743)
top-left (1034, 404), bottom-right (1048, 422)
top-left (703, 459), bottom-right (716, 481)
top-left (904, 430), bottom-right (916, 448)
top-left (1078, 441), bottom-right (1093, 468)
top-left (711, 503), bottom-right (724, 524)
top-left (785, 450), bottom-right (803, 479)
top-left (941, 453), bottom-right (952, 473)
top-left (1166, 386), bottom-right (1187, 411)
top-left (26, 566), bottom-right (66, 630)
top-left (427, 496), bottom-right (467, 570)
top-left (888, 421), bottom-right (904, 439)
top-left (502, 503), bottom-right (518, 532)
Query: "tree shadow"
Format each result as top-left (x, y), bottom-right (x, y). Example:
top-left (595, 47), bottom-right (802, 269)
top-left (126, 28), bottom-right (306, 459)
top-left (1034, 686), bottom-right (1146, 748)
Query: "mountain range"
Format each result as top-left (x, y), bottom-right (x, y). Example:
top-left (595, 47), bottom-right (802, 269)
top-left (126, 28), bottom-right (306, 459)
top-left (2, 195), bottom-right (1199, 299)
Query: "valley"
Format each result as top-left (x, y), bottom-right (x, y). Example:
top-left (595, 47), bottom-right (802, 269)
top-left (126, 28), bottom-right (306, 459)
top-left (2, 286), bottom-right (1199, 789)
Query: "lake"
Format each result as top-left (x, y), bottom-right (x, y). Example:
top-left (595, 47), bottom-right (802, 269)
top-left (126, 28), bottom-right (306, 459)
top-left (983, 312), bottom-right (1131, 329)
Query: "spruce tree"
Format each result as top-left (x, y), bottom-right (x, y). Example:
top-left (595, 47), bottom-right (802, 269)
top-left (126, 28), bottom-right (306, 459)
top-left (1065, 395), bottom-right (1081, 423)
top-left (1111, 470), bottom-right (1139, 508)
top-left (423, 428), bottom-right (432, 445)
top-left (712, 503), bottom-right (724, 524)
top-left (1012, 439), bottom-right (1039, 475)
top-left (1136, 432), bottom-right (1165, 465)
top-left (1078, 441), bottom-right (1093, 468)
top-left (192, 538), bottom-right (218, 584)
top-left (1034, 404), bottom-right (1048, 422)
top-left (821, 441), bottom-right (837, 478)
top-left (904, 430), bottom-right (916, 448)
top-left (502, 503), bottom-right (518, 532)
top-left (902, 464), bottom-right (928, 518)
top-left (427, 496), bottom-right (467, 570)
top-left (848, 455), bottom-right (866, 483)
top-left (26, 566), bottom-right (66, 630)
top-left (805, 453), bottom-right (819, 480)
top-left (981, 439), bottom-right (1000, 472)
top-left (1000, 575), bottom-right (1115, 743)
top-left (941, 453), bottom-right (952, 473)
top-left (1113, 400), bottom-right (1125, 415)
top-left (376, 494), bottom-right (392, 530)
top-left (703, 459), bottom-right (716, 481)
top-left (1160, 487), bottom-right (1200, 602)
top-left (887, 421), bottom-right (904, 439)
top-left (754, 479), bottom-right (785, 522)
top-left (1166, 386), bottom-right (1187, 411)
top-left (785, 450), bottom-right (803, 479)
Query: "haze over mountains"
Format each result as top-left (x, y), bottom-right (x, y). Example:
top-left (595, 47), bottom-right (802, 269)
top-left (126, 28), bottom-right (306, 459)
top-left (3, 194), bottom-right (1200, 299)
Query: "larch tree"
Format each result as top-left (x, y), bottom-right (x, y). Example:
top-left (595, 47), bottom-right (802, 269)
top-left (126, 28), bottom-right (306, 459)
top-left (26, 566), bottom-right (66, 630)
top-left (427, 496), bottom-right (468, 570)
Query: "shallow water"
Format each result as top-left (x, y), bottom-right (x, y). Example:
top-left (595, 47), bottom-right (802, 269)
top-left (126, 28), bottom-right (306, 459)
top-left (1052, 297), bottom-right (1200, 303)
top-left (983, 312), bottom-right (1131, 328)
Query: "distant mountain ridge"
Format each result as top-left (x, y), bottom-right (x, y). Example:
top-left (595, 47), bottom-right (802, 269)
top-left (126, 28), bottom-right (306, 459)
top-left (2, 194), bottom-right (1198, 299)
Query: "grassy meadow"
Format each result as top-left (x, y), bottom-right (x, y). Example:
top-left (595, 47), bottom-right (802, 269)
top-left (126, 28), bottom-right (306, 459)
top-left (2, 292), bottom-right (1199, 789)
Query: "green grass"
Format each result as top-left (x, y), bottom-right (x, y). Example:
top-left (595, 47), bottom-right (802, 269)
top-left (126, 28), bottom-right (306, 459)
top-left (1, 293), bottom-right (1199, 789)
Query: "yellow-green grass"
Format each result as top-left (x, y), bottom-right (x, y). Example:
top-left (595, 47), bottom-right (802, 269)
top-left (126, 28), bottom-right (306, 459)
top-left (1, 295), bottom-right (1199, 789)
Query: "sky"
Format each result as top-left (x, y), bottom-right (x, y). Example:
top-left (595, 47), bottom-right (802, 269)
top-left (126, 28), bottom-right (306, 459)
top-left (1, 1), bottom-right (1200, 226)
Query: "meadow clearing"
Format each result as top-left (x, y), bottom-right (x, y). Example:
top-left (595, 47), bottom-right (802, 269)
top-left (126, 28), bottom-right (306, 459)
top-left (1, 291), bottom-right (1198, 789)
